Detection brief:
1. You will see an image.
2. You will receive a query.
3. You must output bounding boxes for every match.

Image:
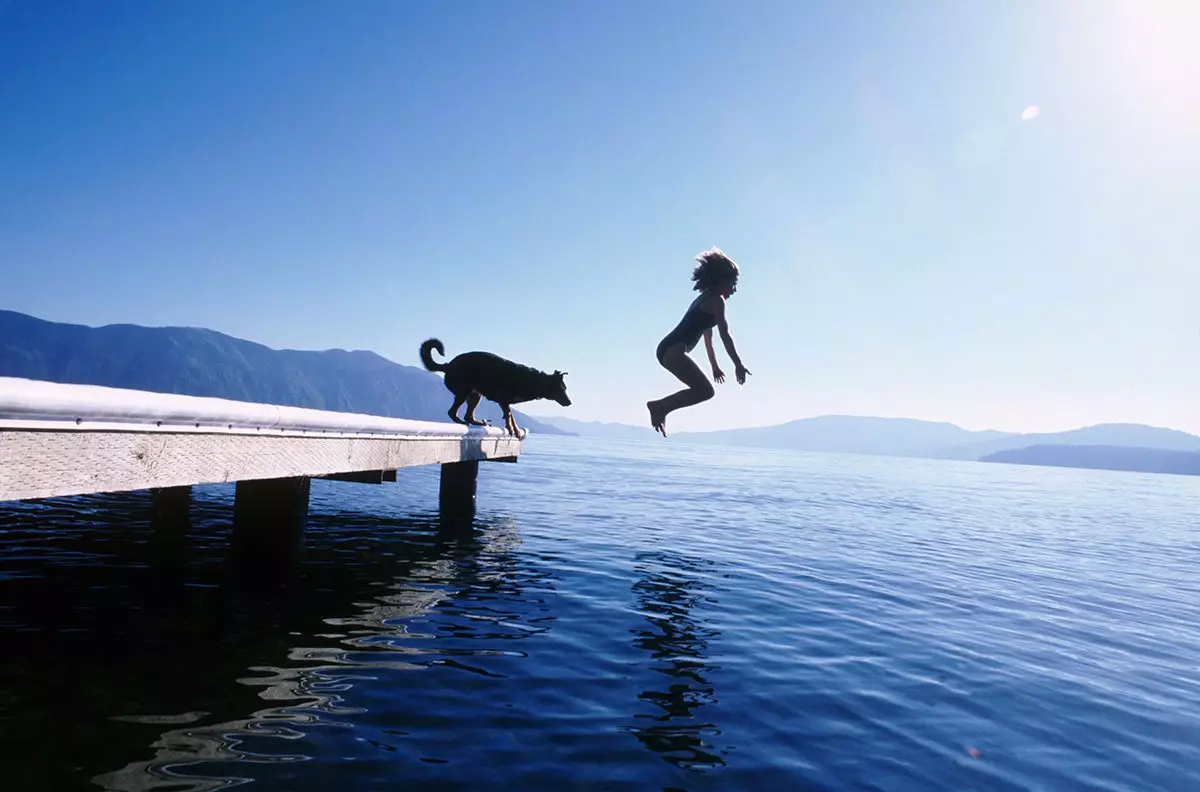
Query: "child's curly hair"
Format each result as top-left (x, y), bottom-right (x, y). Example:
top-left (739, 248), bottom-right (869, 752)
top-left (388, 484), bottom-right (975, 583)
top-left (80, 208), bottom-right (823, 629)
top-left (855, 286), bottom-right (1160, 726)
top-left (691, 248), bottom-right (740, 292)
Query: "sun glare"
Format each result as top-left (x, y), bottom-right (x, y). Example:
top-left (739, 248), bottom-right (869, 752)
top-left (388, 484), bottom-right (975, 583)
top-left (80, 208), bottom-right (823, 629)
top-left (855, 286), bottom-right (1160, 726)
top-left (1021, 105), bottom-right (1040, 121)
top-left (1112, 1), bottom-right (1200, 132)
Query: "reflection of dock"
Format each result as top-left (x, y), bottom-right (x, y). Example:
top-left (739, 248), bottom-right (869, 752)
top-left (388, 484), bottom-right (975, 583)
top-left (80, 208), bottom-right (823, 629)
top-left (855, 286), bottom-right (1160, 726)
top-left (82, 516), bottom-right (534, 792)
top-left (92, 666), bottom-right (361, 792)
top-left (0, 377), bottom-right (521, 547)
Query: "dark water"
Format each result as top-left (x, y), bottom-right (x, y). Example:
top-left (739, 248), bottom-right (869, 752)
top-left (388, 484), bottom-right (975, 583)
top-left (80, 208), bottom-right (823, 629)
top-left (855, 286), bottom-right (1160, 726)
top-left (2, 437), bottom-right (1199, 791)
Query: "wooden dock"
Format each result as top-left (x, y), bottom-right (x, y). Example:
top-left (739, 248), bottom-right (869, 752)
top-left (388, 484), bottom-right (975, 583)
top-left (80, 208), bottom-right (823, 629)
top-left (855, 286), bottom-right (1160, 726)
top-left (0, 377), bottom-right (522, 546)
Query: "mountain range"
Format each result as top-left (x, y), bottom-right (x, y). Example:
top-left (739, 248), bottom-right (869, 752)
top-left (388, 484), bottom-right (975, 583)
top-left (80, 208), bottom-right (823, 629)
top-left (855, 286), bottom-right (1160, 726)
top-left (0, 310), bottom-right (568, 434)
top-left (529, 414), bottom-right (1200, 474)
top-left (981, 445), bottom-right (1200, 476)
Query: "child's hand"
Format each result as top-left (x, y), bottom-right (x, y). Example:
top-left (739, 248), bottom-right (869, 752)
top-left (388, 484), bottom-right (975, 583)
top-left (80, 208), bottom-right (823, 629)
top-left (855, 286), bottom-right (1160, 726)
top-left (712, 366), bottom-right (725, 384)
top-left (735, 364), bottom-right (751, 385)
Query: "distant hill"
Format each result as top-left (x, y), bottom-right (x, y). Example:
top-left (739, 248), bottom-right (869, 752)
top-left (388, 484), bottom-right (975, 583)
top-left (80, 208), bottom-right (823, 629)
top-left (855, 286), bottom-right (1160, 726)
top-left (939, 424), bottom-right (1200, 460)
top-left (0, 310), bottom-right (569, 434)
top-left (530, 413), bottom-right (1013, 457)
top-left (528, 416), bottom-right (654, 441)
top-left (528, 413), bottom-right (1200, 470)
top-left (983, 445), bottom-right (1200, 476)
top-left (673, 415), bottom-right (1013, 457)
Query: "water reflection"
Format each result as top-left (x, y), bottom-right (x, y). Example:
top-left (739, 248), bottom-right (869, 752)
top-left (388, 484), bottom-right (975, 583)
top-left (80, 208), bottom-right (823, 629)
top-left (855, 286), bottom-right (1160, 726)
top-left (93, 664), bottom-right (365, 791)
top-left (626, 549), bottom-right (727, 771)
top-left (0, 489), bottom-right (556, 791)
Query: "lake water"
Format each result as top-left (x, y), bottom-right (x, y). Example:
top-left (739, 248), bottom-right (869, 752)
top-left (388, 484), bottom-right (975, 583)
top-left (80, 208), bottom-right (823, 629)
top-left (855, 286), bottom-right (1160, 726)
top-left (2, 436), bottom-right (1199, 791)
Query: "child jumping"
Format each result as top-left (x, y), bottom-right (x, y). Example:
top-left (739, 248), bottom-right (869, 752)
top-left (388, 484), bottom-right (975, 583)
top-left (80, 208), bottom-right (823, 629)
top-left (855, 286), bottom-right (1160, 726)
top-left (647, 248), bottom-right (750, 436)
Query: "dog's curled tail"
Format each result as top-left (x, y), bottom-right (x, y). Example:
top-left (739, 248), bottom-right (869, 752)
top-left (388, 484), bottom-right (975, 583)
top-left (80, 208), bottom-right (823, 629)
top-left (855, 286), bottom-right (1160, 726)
top-left (419, 338), bottom-right (447, 372)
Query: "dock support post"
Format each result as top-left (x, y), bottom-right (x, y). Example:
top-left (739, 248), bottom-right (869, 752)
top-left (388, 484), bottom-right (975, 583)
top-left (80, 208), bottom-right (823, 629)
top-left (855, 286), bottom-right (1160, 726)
top-left (439, 460), bottom-right (478, 524)
top-left (232, 477), bottom-right (311, 569)
top-left (149, 485), bottom-right (192, 536)
top-left (148, 486), bottom-right (192, 580)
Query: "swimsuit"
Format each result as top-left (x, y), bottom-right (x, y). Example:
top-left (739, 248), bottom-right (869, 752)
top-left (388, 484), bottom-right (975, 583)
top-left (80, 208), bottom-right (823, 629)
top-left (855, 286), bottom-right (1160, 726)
top-left (656, 294), bottom-right (718, 363)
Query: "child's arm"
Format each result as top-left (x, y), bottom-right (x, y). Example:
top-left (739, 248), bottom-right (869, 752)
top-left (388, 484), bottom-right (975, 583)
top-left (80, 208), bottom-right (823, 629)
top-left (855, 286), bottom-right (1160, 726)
top-left (712, 299), bottom-right (751, 385)
top-left (703, 330), bottom-right (725, 383)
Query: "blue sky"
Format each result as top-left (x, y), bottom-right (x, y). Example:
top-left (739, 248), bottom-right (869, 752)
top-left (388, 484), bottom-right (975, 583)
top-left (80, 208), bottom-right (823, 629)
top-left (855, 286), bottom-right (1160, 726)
top-left (2, 1), bottom-right (1197, 433)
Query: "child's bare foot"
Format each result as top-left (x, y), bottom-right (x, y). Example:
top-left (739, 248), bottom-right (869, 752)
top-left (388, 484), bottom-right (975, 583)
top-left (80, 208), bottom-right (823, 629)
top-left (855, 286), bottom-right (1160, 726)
top-left (646, 401), bottom-right (667, 437)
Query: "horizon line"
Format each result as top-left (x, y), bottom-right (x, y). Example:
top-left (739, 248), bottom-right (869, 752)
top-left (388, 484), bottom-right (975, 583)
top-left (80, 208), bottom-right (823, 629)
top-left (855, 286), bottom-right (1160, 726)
top-left (525, 413), bottom-right (1199, 440)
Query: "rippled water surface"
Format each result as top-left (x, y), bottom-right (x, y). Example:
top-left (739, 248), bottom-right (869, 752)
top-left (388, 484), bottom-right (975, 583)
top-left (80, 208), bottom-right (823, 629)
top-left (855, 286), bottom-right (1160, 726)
top-left (2, 436), bottom-right (1199, 791)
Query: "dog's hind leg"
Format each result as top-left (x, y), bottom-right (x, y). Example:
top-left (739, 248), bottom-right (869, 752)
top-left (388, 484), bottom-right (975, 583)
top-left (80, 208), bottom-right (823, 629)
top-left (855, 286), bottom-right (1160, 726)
top-left (447, 393), bottom-right (469, 425)
top-left (501, 404), bottom-right (521, 437)
top-left (463, 392), bottom-right (489, 426)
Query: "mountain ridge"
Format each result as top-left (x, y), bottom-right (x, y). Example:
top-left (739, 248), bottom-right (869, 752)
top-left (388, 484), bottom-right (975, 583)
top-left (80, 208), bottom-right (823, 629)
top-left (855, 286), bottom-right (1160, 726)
top-left (982, 445), bottom-right (1200, 476)
top-left (527, 413), bottom-right (1200, 465)
top-left (0, 309), bottom-right (570, 434)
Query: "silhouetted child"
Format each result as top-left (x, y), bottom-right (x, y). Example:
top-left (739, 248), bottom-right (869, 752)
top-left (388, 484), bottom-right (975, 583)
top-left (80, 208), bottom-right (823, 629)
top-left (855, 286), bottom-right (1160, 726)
top-left (647, 248), bottom-right (750, 436)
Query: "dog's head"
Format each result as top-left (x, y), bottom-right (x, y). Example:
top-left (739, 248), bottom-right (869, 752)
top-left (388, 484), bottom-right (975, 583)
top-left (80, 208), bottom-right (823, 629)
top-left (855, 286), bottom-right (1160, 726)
top-left (545, 370), bottom-right (571, 407)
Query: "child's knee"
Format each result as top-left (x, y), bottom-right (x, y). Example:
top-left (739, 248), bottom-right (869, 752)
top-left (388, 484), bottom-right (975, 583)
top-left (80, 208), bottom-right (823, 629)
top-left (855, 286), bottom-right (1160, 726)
top-left (697, 381), bottom-right (715, 401)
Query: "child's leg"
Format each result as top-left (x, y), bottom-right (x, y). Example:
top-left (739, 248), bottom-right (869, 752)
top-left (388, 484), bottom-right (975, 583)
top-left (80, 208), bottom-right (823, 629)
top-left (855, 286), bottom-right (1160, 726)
top-left (657, 354), bottom-right (715, 413)
top-left (648, 346), bottom-right (715, 435)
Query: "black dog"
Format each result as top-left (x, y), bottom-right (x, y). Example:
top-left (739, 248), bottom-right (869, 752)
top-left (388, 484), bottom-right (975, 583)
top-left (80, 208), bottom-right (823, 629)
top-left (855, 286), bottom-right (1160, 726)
top-left (420, 338), bottom-right (571, 437)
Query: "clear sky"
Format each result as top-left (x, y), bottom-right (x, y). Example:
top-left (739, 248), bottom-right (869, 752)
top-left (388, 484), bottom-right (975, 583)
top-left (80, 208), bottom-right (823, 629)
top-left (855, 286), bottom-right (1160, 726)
top-left (2, 1), bottom-right (1197, 434)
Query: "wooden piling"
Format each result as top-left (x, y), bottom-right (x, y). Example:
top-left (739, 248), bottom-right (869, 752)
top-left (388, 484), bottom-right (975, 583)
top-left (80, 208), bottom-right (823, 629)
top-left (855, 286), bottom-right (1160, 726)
top-left (149, 485), bottom-right (192, 534)
top-left (148, 485), bottom-right (192, 577)
top-left (232, 476), bottom-right (311, 565)
top-left (439, 460), bottom-right (479, 522)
